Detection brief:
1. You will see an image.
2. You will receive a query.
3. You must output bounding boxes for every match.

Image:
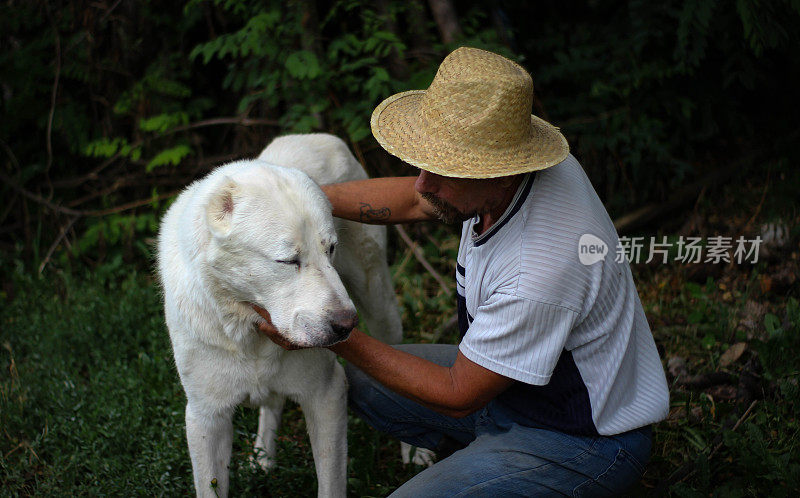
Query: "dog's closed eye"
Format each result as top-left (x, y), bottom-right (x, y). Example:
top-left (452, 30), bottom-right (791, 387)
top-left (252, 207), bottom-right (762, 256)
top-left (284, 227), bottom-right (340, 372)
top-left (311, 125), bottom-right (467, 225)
top-left (276, 258), bottom-right (300, 268)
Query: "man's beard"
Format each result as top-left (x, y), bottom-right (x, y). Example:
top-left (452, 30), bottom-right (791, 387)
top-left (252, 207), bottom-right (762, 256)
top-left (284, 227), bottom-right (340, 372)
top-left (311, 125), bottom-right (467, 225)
top-left (420, 192), bottom-right (472, 224)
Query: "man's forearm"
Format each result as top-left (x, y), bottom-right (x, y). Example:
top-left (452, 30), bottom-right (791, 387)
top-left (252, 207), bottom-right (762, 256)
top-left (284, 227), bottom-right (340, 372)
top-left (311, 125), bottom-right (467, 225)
top-left (329, 329), bottom-right (472, 417)
top-left (321, 177), bottom-right (433, 224)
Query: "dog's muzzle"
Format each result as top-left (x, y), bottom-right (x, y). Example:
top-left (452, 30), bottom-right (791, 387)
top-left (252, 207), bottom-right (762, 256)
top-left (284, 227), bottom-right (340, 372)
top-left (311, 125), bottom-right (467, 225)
top-left (292, 308), bottom-right (358, 346)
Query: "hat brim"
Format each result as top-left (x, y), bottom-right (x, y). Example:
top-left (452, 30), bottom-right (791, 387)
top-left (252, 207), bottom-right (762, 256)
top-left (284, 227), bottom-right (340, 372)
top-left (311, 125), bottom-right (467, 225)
top-left (371, 90), bottom-right (570, 179)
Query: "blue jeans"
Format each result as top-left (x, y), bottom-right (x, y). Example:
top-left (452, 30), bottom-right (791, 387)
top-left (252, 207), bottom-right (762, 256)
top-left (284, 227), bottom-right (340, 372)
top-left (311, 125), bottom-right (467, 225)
top-left (345, 344), bottom-right (652, 497)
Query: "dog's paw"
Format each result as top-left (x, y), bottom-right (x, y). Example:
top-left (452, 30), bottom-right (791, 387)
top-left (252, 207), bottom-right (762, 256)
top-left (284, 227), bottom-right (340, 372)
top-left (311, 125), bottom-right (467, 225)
top-left (249, 449), bottom-right (277, 473)
top-left (400, 441), bottom-right (435, 467)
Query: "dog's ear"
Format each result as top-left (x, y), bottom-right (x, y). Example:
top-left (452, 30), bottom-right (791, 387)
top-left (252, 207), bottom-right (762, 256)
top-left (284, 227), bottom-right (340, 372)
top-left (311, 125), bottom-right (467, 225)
top-left (206, 178), bottom-right (239, 237)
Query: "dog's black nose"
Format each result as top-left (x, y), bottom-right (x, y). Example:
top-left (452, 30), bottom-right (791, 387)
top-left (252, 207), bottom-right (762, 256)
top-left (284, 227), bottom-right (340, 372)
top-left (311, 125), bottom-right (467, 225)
top-left (330, 310), bottom-right (358, 339)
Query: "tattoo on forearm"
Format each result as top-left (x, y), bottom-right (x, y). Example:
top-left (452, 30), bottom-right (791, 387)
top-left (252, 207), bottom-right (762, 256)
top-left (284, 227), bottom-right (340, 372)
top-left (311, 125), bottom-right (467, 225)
top-left (359, 202), bottom-right (391, 223)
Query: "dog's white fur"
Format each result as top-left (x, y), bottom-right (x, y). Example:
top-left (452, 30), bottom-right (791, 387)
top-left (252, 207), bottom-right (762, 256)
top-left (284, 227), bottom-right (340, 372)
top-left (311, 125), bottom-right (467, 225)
top-left (157, 134), bottom-right (402, 497)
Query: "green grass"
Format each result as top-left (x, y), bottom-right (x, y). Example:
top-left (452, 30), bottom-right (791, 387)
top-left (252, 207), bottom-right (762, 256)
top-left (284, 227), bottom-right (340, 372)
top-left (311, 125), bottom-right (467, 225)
top-left (634, 267), bottom-right (800, 496)
top-left (0, 269), bottom-right (426, 497)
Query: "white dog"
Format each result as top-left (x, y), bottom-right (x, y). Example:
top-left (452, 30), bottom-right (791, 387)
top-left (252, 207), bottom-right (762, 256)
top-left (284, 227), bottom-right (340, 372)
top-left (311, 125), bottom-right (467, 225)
top-left (157, 134), bottom-right (402, 497)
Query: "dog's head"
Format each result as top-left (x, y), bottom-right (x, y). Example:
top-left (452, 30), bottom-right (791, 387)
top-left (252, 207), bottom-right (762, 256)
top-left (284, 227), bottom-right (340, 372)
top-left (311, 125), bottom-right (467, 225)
top-left (202, 161), bottom-right (357, 347)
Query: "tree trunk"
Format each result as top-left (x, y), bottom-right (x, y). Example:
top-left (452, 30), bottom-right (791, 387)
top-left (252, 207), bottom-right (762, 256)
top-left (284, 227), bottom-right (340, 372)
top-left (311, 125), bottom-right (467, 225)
top-left (427, 0), bottom-right (461, 44)
top-left (376, 0), bottom-right (410, 79)
top-left (406, 1), bottom-right (436, 63)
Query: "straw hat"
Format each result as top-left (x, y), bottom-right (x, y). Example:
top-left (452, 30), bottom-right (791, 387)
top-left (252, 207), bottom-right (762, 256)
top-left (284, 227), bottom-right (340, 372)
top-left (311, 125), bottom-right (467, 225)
top-left (370, 47), bottom-right (569, 178)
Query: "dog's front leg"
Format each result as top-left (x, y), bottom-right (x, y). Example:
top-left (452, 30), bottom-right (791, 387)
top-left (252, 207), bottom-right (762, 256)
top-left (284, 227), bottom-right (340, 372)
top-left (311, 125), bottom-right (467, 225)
top-left (301, 363), bottom-right (348, 498)
top-left (253, 392), bottom-right (286, 471)
top-left (185, 402), bottom-right (234, 498)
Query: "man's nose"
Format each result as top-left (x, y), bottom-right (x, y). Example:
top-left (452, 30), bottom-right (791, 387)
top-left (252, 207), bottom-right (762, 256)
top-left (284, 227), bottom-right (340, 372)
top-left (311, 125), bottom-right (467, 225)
top-left (415, 170), bottom-right (439, 194)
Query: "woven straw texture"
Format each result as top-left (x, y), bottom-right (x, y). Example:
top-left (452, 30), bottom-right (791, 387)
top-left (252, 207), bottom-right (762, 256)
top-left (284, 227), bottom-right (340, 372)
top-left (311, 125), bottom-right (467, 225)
top-left (371, 47), bottom-right (569, 178)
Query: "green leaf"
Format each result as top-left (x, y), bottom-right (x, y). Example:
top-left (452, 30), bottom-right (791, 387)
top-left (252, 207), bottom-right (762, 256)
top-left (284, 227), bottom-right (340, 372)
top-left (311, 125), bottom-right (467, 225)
top-left (688, 310), bottom-right (704, 324)
top-left (139, 112), bottom-right (189, 133)
top-left (764, 313), bottom-right (782, 338)
top-left (364, 67), bottom-right (391, 100)
top-left (684, 426), bottom-right (709, 452)
top-left (285, 50), bottom-right (321, 79)
top-left (84, 138), bottom-right (127, 158)
top-left (145, 145), bottom-right (193, 172)
top-left (686, 282), bottom-right (703, 299)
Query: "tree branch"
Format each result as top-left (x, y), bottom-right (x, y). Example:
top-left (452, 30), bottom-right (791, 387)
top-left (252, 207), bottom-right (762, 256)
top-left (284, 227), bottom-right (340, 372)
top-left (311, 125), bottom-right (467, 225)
top-left (88, 191), bottom-right (178, 217)
top-left (0, 171), bottom-right (83, 216)
top-left (395, 225), bottom-right (453, 296)
top-left (0, 170), bottom-right (177, 218)
top-left (38, 215), bottom-right (79, 274)
top-left (613, 167), bottom-right (732, 234)
top-left (45, 11), bottom-right (61, 177)
top-left (171, 116), bottom-right (281, 132)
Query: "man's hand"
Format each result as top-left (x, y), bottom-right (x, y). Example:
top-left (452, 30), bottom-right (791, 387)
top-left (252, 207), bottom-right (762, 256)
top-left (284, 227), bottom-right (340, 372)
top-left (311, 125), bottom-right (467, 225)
top-left (250, 304), bottom-right (305, 350)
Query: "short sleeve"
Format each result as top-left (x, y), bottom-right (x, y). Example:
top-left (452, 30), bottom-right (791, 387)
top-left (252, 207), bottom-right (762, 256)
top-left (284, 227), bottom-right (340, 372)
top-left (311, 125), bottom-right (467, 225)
top-left (458, 292), bottom-right (580, 385)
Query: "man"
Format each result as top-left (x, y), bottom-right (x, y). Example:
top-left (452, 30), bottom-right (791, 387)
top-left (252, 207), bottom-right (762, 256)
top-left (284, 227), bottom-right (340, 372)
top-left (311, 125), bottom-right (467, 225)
top-left (255, 47), bottom-right (670, 496)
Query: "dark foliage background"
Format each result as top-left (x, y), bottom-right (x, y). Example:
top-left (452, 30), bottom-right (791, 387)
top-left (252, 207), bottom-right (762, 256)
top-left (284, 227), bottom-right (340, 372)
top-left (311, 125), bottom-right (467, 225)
top-left (2, 0), bottom-right (799, 496)
top-left (2, 0), bottom-right (798, 267)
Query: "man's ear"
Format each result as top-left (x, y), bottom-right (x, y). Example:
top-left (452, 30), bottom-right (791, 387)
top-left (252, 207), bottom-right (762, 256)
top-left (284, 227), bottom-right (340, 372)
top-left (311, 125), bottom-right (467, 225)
top-left (498, 174), bottom-right (523, 189)
top-left (206, 178), bottom-right (239, 237)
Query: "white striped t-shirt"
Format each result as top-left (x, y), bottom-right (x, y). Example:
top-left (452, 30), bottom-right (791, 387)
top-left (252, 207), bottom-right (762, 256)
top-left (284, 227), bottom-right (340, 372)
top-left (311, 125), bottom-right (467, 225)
top-left (456, 154), bottom-right (670, 436)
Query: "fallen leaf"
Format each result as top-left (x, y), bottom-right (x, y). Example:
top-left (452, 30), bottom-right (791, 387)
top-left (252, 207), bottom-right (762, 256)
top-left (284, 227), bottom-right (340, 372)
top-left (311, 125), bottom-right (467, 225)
top-left (739, 300), bottom-right (766, 331)
top-left (719, 342), bottom-right (747, 368)
top-left (668, 356), bottom-right (688, 379)
top-left (707, 384), bottom-right (738, 400)
top-left (668, 406), bottom-right (687, 422)
top-left (760, 275), bottom-right (772, 294)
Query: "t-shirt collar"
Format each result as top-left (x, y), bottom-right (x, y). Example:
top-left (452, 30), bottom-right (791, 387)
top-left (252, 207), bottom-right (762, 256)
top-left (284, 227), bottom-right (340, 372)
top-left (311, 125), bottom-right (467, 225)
top-left (471, 172), bottom-right (535, 246)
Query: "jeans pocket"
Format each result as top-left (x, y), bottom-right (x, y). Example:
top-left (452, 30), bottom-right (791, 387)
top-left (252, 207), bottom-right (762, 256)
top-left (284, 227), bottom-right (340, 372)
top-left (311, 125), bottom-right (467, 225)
top-left (572, 448), bottom-right (645, 498)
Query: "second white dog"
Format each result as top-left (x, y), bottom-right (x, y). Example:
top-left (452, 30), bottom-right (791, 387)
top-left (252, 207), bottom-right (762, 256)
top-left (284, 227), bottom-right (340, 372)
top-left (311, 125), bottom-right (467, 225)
top-left (157, 133), bottom-right (402, 497)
